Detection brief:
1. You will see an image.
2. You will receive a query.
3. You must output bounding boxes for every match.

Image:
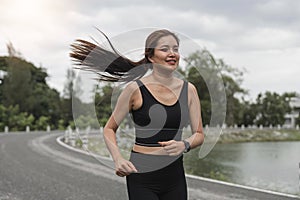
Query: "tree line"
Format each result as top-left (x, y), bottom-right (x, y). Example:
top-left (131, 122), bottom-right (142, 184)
top-left (0, 44), bottom-right (299, 131)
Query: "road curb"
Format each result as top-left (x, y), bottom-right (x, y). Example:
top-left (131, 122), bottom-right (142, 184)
top-left (56, 135), bottom-right (113, 162)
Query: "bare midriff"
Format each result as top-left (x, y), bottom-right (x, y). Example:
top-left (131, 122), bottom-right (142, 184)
top-left (132, 144), bottom-right (168, 155)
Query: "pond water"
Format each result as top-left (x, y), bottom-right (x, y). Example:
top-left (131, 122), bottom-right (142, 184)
top-left (184, 141), bottom-right (300, 195)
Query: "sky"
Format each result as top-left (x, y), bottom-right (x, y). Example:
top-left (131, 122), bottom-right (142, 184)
top-left (0, 0), bottom-right (299, 101)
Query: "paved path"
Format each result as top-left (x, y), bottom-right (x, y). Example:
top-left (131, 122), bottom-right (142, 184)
top-left (0, 131), bottom-right (299, 200)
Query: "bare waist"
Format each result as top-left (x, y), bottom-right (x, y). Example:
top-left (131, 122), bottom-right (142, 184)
top-left (132, 144), bottom-right (168, 155)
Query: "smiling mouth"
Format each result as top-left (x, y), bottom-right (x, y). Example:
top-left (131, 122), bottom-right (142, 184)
top-left (166, 59), bottom-right (177, 65)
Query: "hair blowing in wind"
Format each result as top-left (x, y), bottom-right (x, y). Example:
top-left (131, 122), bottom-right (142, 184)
top-left (69, 29), bottom-right (179, 82)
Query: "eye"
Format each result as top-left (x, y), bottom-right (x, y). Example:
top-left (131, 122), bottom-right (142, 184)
top-left (173, 47), bottom-right (179, 53)
top-left (159, 48), bottom-right (169, 52)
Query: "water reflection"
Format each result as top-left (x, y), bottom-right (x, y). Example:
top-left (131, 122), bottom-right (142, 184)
top-left (184, 145), bottom-right (238, 181)
top-left (184, 141), bottom-right (300, 195)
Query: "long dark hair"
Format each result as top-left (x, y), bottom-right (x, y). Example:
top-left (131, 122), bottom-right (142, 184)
top-left (70, 29), bottom-right (180, 82)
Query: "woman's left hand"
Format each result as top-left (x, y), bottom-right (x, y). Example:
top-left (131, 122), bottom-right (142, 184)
top-left (158, 140), bottom-right (185, 156)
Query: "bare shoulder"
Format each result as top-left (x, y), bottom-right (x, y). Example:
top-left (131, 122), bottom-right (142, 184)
top-left (119, 81), bottom-right (140, 97)
top-left (187, 82), bottom-right (198, 94)
top-left (124, 80), bottom-right (143, 110)
top-left (121, 80), bottom-right (141, 100)
top-left (187, 82), bottom-right (200, 104)
top-left (124, 81), bottom-right (139, 92)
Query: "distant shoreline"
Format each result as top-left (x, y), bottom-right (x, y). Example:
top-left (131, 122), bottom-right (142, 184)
top-left (218, 129), bottom-right (300, 144)
top-left (62, 128), bottom-right (300, 159)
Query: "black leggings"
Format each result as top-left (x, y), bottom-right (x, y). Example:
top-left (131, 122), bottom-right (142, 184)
top-left (126, 151), bottom-right (187, 200)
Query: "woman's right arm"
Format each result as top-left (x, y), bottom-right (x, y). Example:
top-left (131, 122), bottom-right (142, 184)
top-left (103, 82), bottom-right (138, 177)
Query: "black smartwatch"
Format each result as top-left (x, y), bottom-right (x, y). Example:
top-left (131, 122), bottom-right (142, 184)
top-left (182, 140), bottom-right (191, 153)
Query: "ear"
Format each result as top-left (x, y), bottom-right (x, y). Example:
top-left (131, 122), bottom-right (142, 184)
top-left (147, 56), bottom-right (154, 63)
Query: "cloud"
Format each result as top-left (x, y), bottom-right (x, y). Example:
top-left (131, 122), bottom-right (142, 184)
top-left (256, 0), bottom-right (300, 22)
top-left (216, 47), bottom-right (300, 99)
top-left (0, 0), bottom-right (299, 99)
top-left (232, 28), bottom-right (300, 51)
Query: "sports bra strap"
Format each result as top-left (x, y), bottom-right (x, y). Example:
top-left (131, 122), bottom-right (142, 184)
top-left (135, 79), bottom-right (143, 87)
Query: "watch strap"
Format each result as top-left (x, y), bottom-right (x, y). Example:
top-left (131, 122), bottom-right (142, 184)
top-left (183, 140), bottom-right (190, 153)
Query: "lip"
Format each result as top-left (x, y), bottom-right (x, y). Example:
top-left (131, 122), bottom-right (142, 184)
top-left (166, 59), bottom-right (177, 65)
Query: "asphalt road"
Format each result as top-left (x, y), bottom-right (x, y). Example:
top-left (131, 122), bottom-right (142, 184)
top-left (0, 131), bottom-right (299, 200)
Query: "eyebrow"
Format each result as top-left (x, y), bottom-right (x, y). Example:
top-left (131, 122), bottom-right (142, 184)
top-left (158, 44), bottom-right (179, 48)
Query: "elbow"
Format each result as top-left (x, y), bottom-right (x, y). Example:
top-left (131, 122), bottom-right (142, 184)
top-left (103, 124), bottom-right (117, 138)
top-left (103, 126), bottom-right (112, 137)
top-left (195, 132), bottom-right (205, 147)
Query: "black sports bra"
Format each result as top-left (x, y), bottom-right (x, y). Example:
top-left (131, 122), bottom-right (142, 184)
top-left (131, 79), bottom-right (190, 147)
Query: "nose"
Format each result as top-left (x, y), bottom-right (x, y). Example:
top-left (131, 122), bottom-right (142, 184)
top-left (168, 49), bottom-right (176, 56)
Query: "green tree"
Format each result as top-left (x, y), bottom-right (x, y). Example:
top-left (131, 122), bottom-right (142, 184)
top-left (255, 92), bottom-right (291, 126)
top-left (63, 68), bottom-right (82, 99)
top-left (0, 105), bottom-right (35, 131)
top-left (26, 82), bottom-right (61, 127)
top-left (0, 43), bottom-right (63, 130)
top-left (2, 57), bottom-right (33, 111)
top-left (61, 68), bottom-right (83, 128)
top-left (1, 56), bottom-right (62, 129)
top-left (240, 100), bottom-right (257, 126)
top-left (94, 84), bottom-right (114, 126)
top-left (0, 105), bottom-right (6, 130)
top-left (185, 66), bottom-right (211, 125)
top-left (74, 115), bottom-right (99, 129)
top-left (183, 49), bottom-right (245, 126)
top-left (296, 115), bottom-right (300, 127)
top-left (34, 116), bottom-right (50, 130)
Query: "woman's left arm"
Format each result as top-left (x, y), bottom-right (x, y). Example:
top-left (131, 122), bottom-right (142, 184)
top-left (184, 82), bottom-right (204, 149)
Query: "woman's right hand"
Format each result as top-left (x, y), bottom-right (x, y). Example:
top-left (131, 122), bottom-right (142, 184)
top-left (114, 157), bottom-right (138, 177)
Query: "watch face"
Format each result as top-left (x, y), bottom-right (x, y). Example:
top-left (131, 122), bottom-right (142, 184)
top-left (183, 140), bottom-right (190, 153)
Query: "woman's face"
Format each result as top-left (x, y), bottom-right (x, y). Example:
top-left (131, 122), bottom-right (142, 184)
top-left (148, 35), bottom-right (180, 71)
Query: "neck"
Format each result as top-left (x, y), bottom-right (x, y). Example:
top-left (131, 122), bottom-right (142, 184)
top-left (151, 69), bottom-right (174, 84)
